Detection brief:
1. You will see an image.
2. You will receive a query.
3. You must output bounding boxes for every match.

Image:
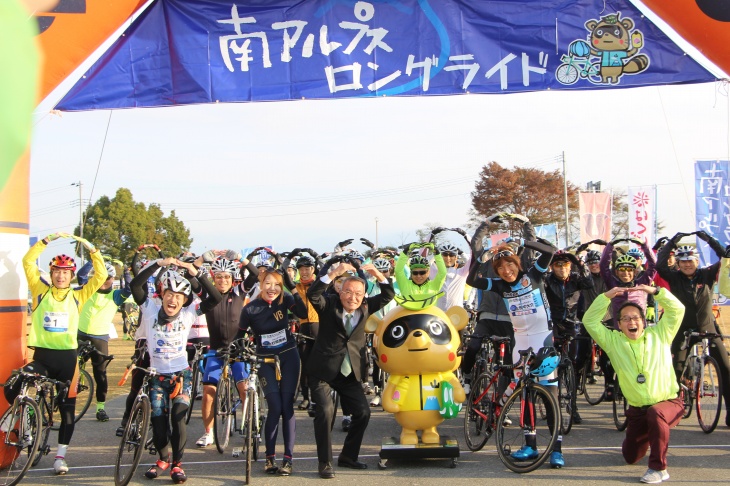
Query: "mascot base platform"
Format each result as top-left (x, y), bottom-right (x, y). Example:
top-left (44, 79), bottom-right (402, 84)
top-left (378, 436), bottom-right (460, 469)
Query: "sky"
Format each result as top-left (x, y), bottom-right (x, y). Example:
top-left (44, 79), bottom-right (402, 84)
top-left (26, 2), bottom-right (730, 265)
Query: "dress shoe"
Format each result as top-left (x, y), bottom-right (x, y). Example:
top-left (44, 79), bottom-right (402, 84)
top-left (337, 455), bottom-right (367, 469)
top-left (318, 461), bottom-right (335, 479)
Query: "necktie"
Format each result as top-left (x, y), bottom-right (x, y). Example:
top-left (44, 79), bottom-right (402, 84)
top-left (340, 314), bottom-right (353, 376)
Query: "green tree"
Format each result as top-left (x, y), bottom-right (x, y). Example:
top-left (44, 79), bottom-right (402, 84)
top-left (470, 161), bottom-right (580, 228)
top-left (76, 188), bottom-right (192, 264)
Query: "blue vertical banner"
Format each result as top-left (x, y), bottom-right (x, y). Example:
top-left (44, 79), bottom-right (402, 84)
top-left (535, 223), bottom-right (559, 247)
top-left (694, 160), bottom-right (730, 266)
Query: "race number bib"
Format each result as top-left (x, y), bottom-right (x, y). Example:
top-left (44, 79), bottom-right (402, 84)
top-left (152, 331), bottom-right (184, 360)
top-left (43, 312), bottom-right (69, 332)
top-left (260, 329), bottom-right (287, 348)
top-left (509, 292), bottom-right (537, 317)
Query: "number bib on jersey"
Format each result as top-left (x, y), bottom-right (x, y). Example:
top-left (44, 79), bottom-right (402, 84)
top-left (152, 330), bottom-right (185, 360)
top-left (43, 311), bottom-right (69, 332)
top-left (260, 328), bottom-right (287, 348)
top-left (508, 291), bottom-right (538, 316)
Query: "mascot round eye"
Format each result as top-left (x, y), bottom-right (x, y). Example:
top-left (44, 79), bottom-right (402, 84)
top-left (390, 325), bottom-right (405, 340)
top-left (612, 28), bottom-right (621, 37)
top-left (428, 321), bottom-right (444, 336)
top-left (596, 28), bottom-right (604, 37)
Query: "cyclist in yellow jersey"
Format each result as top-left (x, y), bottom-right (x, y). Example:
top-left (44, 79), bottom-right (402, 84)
top-left (4, 232), bottom-right (107, 475)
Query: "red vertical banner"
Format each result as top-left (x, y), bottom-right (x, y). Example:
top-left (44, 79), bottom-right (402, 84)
top-left (579, 192), bottom-right (613, 243)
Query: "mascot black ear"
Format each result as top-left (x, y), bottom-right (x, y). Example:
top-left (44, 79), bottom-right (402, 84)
top-left (446, 306), bottom-right (469, 331)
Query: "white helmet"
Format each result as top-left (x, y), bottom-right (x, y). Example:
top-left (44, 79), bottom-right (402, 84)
top-left (438, 243), bottom-right (459, 255)
top-left (373, 258), bottom-right (392, 271)
top-left (211, 258), bottom-right (238, 275)
top-left (159, 270), bottom-right (192, 296)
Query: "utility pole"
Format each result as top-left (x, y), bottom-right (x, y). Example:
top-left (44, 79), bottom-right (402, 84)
top-left (375, 217), bottom-right (379, 249)
top-left (562, 151), bottom-right (570, 247)
top-left (72, 181), bottom-right (84, 265)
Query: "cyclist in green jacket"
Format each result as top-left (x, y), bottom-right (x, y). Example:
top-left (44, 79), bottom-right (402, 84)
top-left (394, 242), bottom-right (446, 301)
top-left (583, 285), bottom-right (685, 484)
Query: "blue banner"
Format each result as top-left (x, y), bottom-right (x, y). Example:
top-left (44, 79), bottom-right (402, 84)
top-left (535, 223), bottom-right (559, 247)
top-left (694, 160), bottom-right (730, 267)
top-left (55, 0), bottom-right (717, 111)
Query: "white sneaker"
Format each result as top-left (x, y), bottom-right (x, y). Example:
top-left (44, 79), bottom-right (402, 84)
top-left (640, 468), bottom-right (669, 483)
top-left (53, 458), bottom-right (69, 475)
top-left (196, 432), bottom-right (214, 447)
top-left (369, 395), bottom-right (381, 407)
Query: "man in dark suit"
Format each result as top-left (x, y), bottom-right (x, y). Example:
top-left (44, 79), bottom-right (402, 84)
top-left (307, 260), bottom-right (394, 479)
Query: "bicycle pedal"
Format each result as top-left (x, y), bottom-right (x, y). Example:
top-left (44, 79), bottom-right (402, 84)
top-left (232, 447), bottom-right (241, 457)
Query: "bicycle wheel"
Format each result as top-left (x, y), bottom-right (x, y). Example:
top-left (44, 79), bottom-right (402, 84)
top-left (31, 391), bottom-right (53, 467)
top-left (558, 359), bottom-right (576, 435)
top-left (555, 63), bottom-right (579, 84)
top-left (680, 355), bottom-right (700, 419)
top-left (114, 397), bottom-right (150, 486)
top-left (185, 365), bottom-right (201, 425)
top-left (245, 388), bottom-right (256, 485)
top-left (0, 397), bottom-right (41, 486)
top-left (74, 369), bottom-right (94, 423)
top-left (496, 383), bottom-right (559, 474)
top-left (464, 372), bottom-right (495, 452)
top-left (696, 356), bottom-right (723, 433)
top-left (581, 360), bottom-right (605, 406)
top-left (214, 375), bottom-right (233, 453)
top-left (254, 382), bottom-right (266, 461)
top-left (611, 374), bottom-right (628, 432)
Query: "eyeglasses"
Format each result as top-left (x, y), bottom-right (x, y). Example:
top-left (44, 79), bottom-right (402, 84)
top-left (341, 290), bottom-right (364, 298)
top-left (411, 270), bottom-right (428, 276)
top-left (619, 315), bottom-right (643, 323)
top-left (214, 274), bottom-right (232, 280)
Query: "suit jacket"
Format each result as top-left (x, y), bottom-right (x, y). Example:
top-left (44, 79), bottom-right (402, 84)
top-left (306, 277), bottom-right (394, 382)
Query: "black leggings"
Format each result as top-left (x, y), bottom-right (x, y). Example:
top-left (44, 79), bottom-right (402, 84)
top-left (4, 348), bottom-right (77, 445)
top-left (461, 319), bottom-right (514, 374)
top-left (151, 402), bottom-right (188, 463)
top-left (79, 334), bottom-right (110, 403)
top-left (298, 322), bottom-right (318, 401)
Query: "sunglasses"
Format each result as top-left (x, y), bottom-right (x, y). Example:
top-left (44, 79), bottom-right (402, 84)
top-left (442, 252), bottom-right (457, 257)
top-left (411, 270), bottom-right (428, 276)
top-left (260, 267), bottom-right (284, 276)
top-left (493, 250), bottom-right (514, 261)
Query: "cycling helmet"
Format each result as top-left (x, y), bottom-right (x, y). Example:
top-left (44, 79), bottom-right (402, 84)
top-left (409, 255), bottom-right (430, 269)
top-left (438, 243), bottom-right (459, 255)
top-left (296, 256), bottom-right (315, 268)
top-left (373, 258), bottom-right (392, 272)
top-left (626, 248), bottom-right (645, 262)
top-left (675, 245), bottom-right (698, 261)
top-left (585, 250), bottom-right (601, 264)
top-left (159, 270), bottom-right (192, 296)
top-left (211, 258), bottom-right (238, 275)
top-left (531, 347), bottom-right (560, 377)
top-left (551, 250), bottom-right (572, 264)
top-left (614, 254), bottom-right (638, 269)
top-left (348, 250), bottom-right (365, 262)
top-left (49, 254), bottom-right (76, 273)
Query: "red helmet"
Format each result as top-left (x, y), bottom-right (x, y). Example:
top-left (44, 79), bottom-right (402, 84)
top-left (49, 254), bottom-right (76, 273)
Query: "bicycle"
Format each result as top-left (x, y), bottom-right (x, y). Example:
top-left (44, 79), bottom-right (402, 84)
top-left (114, 364), bottom-right (166, 486)
top-left (495, 347), bottom-right (560, 474)
top-left (612, 373), bottom-right (628, 432)
top-left (553, 333), bottom-right (578, 435)
top-left (185, 342), bottom-right (208, 425)
top-left (578, 337), bottom-right (608, 406)
top-left (0, 369), bottom-right (69, 486)
top-left (463, 335), bottom-right (511, 452)
top-left (67, 339), bottom-right (113, 428)
top-left (679, 330), bottom-right (726, 433)
top-left (554, 53), bottom-right (602, 85)
top-left (237, 343), bottom-right (278, 485)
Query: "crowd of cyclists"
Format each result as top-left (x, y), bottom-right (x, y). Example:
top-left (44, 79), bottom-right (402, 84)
top-left (4, 214), bottom-right (730, 484)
